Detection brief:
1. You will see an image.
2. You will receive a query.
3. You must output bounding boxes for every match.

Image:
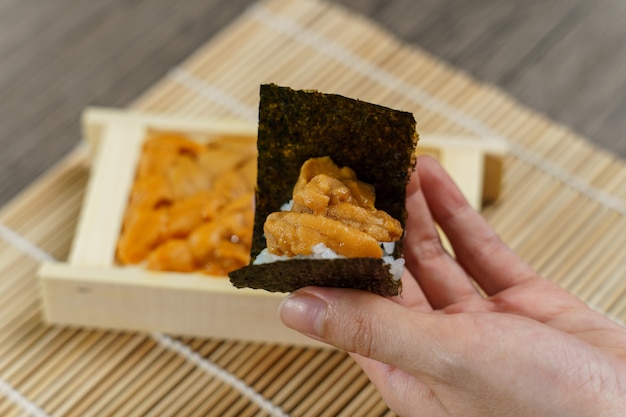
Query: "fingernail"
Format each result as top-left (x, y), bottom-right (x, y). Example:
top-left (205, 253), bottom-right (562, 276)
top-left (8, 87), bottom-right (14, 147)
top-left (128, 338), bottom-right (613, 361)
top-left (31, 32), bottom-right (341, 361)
top-left (278, 291), bottom-right (327, 338)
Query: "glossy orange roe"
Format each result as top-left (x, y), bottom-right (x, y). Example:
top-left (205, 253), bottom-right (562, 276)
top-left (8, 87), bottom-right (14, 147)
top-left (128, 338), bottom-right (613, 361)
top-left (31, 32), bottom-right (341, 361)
top-left (116, 132), bottom-right (256, 276)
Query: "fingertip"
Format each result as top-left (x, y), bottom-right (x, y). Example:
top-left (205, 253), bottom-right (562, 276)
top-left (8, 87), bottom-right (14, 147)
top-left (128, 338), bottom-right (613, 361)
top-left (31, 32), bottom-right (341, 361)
top-left (417, 154), bottom-right (470, 219)
top-left (416, 154), bottom-right (439, 164)
top-left (415, 154), bottom-right (444, 177)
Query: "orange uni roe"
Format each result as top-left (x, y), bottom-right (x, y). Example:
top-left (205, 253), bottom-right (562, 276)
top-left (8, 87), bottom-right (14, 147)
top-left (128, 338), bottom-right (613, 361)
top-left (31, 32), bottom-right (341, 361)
top-left (116, 132), bottom-right (256, 276)
top-left (263, 156), bottom-right (403, 258)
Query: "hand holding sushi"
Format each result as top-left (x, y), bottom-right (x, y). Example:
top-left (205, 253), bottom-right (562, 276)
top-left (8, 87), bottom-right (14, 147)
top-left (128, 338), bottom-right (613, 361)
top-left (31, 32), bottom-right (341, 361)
top-left (279, 155), bottom-right (626, 417)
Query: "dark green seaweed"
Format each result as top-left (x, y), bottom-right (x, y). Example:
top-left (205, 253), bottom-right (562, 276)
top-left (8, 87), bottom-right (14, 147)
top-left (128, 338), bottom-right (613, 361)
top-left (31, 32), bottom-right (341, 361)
top-left (229, 258), bottom-right (401, 297)
top-left (228, 84), bottom-right (418, 296)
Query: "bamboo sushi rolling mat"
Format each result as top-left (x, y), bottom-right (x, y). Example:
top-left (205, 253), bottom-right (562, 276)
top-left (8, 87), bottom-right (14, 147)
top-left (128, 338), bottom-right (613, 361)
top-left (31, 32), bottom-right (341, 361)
top-left (2, 0), bottom-right (626, 415)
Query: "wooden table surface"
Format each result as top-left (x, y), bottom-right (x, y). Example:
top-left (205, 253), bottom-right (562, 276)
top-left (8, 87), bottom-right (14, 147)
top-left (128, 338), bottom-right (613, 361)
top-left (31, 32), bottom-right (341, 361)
top-left (1, 0), bottom-right (625, 207)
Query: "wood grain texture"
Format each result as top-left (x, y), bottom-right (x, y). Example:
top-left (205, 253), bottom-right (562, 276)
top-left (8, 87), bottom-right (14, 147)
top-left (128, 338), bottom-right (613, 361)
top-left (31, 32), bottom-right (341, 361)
top-left (335, 0), bottom-right (626, 149)
top-left (0, 0), bottom-right (253, 206)
top-left (0, 0), bottom-right (625, 208)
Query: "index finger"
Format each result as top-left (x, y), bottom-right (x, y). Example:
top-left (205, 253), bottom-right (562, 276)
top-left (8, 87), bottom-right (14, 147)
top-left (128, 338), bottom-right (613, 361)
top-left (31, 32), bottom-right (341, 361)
top-left (402, 158), bottom-right (480, 308)
top-left (417, 156), bottom-right (539, 295)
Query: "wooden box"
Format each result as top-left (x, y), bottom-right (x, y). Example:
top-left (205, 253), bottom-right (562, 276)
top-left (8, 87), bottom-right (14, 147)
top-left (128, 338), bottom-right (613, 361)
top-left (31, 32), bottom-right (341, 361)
top-left (38, 108), bottom-right (506, 345)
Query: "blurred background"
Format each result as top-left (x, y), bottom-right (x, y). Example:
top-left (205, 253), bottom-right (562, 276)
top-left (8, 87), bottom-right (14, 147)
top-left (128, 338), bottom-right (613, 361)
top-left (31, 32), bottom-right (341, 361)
top-left (1, 0), bottom-right (625, 207)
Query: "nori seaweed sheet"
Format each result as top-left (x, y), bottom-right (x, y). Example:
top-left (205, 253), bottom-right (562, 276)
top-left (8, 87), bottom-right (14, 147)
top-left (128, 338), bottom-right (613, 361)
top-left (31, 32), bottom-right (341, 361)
top-left (231, 258), bottom-right (401, 297)
top-left (228, 84), bottom-right (418, 296)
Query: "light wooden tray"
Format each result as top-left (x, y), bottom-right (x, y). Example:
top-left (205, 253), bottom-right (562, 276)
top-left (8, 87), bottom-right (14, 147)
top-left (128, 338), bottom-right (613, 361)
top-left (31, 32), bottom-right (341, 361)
top-left (38, 108), bottom-right (306, 346)
top-left (38, 107), bottom-right (505, 345)
top-left (2, 0), bottom-right (625, 415)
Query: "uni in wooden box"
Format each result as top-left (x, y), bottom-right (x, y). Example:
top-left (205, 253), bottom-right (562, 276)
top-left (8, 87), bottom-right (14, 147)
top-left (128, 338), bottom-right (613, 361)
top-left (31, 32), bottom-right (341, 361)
top-left (38, 107), bottom-right (319, 346)
top-left (37, 107), bottom-right (506, 345)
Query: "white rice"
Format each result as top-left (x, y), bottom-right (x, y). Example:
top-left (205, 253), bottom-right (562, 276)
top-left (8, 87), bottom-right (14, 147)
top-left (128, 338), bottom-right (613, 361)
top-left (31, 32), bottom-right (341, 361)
top-left (253, 242), bottom-right (343, 265)
top-left (384, 256), bottom-right (405, 281)
top-left (280, 200), bottom-right (294, 211)
top-left (382, 241), bottom-right (395, 256)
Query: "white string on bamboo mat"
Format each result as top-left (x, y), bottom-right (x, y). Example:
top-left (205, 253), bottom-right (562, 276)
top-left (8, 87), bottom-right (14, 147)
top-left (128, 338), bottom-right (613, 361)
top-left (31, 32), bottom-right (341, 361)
top-left (169, 68), bottom-right (259, 122)
top-left (151, 333), bottom-right (290, 417)
top-left (0, 220), bottom-right (290, 417)
top-left (0, 222), bottom-right (55, 263)
top-left (239, 2), bottom-right (626, 217)
top-left (0, 378), bottom-right (51, 417)
top-left (0, 228), bottom-right (56, 415)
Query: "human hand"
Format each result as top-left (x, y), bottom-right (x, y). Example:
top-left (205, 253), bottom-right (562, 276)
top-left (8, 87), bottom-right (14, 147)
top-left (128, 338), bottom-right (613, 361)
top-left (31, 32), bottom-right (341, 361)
top-left (279, 155), bottom-right (626, 416)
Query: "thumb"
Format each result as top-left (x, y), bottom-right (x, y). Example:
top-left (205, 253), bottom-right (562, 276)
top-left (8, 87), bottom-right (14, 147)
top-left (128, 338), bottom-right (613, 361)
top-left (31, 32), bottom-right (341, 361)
top-left (278, 286), bottom-right (446, 376)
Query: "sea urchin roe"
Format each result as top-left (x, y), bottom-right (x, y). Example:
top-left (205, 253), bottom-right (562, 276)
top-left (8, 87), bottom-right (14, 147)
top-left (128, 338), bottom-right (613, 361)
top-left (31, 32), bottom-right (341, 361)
top-left (263, 156), bottom-right (402, 258)
top-left (265, 212), bottom-right (383, 258)
top-left (116, 132), bottom-right (256, 275)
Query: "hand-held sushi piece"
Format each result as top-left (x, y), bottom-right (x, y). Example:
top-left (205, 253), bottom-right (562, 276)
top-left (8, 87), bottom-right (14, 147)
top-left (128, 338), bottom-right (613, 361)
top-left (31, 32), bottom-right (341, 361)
top-left (228, 84), bottom-right (418, 296)
top-left (262, 156), bottom-right (402, 259)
